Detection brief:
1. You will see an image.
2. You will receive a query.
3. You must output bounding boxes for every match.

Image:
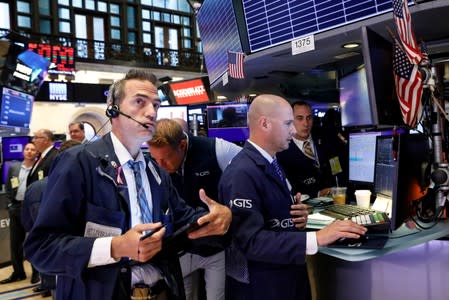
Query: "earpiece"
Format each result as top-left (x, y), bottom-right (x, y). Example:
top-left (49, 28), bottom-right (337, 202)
top-left (106, 104), bottom-right (120, 118)
top-left (105, 84), bottom-right (119, 118)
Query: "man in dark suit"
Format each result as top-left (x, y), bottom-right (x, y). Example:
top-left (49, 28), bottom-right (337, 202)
top-left (26, 129), bottom-right (59, 293)
top-left (277, 100), bottom-right (334, 198)
top-left (0, 143), bottom-right (38, 284)
top-left (24, 69), bottom-right (231, 300)
top-left (219, 94), bottom-right (366, 300)
top-left (28, 129), bottom-right (59, 187)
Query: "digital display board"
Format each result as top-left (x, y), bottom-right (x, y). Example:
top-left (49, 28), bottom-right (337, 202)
top-left (169, 79), bottom-right (209, 105)
top-left (0, 86), bottom-right (34, 129)
top-left (197, 0), bottom-right (243, 86)
top-left (28, 43), bottom-right (75, 75)
top-left (242, 0), bottom-right (413, 52)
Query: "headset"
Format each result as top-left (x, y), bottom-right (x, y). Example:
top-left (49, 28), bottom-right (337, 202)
top-left (105, 84), bottom-right (120, 118)
top-left (105, 84), bottom-right (149, 129)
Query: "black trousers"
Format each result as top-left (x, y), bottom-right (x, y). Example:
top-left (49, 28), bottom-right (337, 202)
top-left (8, 202), bottom-right (26, 276)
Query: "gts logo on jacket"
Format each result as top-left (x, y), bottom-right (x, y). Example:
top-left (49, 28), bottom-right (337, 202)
top-left (194, 170), bottom-right (210, 177)
top-left (267, 218), bottom-right (294, 229)
top-left (230, 198), bottom-right (253, 209)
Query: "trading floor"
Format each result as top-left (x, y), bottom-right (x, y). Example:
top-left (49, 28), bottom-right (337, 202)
top-left (0, 262), bottom-right (50, 300)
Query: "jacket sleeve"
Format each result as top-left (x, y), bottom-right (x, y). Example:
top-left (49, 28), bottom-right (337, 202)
top-left (24, 150), bottom-right (98, 277)
top-left (219, 161), bottom-right (308, 266)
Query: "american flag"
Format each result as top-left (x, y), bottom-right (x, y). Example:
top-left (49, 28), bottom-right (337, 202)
top-left (392, 0), bottom-right (422, 65)
top-left (228, 51), bottom-right (245, 79)
top-left (392, 39), bottom-right (423, 127)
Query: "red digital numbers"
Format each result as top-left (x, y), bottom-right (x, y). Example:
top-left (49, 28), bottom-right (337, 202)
top-left (28, 43), bottom-right (75, 74)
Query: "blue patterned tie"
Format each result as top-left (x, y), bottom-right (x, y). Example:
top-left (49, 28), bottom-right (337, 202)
top-left (127, 160), bottom-right (152, 224)
top-left (272, 158), bottom-right (285, 181)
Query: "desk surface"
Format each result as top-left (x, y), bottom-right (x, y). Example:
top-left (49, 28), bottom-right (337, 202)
top-left (318, 219), bottom-right (449, 261)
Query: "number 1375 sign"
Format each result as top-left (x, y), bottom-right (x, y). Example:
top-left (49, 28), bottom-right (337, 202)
top-left (291, 35), bottom-right (315, 56)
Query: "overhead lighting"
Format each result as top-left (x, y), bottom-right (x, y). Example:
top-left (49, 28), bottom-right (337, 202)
top-left (342, 42), bottom-right (360, 49)
top-left (186, 0), bottom-right (203, 14)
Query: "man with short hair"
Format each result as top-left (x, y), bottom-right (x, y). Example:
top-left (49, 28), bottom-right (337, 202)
top-left (149, 118), bottom-right (241, 300)
top-left (0, 142), bottom-right (38, 285)
top-left (277, 100), bottom-right (333, 198)
top-left (68, 121), bottom-right (87, 143)
top-left (219, 94), bottom-right (366, 300)
top-left (24, 69), bottom-right (231, 299)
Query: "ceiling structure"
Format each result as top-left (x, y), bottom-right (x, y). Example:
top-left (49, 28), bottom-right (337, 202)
top-left (212, 0), bottom-right (449, 105)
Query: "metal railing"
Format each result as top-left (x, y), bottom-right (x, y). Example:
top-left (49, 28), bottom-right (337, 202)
top-left (1, 29), bottom-right (204, 72)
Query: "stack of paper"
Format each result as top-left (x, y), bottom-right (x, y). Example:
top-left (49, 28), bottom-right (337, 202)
top-left (307, 212), bottom-right (335, 229)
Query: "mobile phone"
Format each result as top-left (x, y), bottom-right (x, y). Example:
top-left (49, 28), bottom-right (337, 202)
top-left (139, 225), bottom-right (164, 241)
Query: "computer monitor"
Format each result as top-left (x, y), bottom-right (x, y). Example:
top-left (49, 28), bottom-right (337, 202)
top-left (349, 128), bottom-right (408, 185)
top-left (0, 86), bottom-right (34, 129)
top-left (348, 131), bottom-right (383, 184)
top-left (156, 105), bottom-right (188, 122)
top-left (1, 135), bottom-right (31, 161)
top-left (374, 134), bottom-right (430, 230)
top-left (339, 66), bottom-right (373, 128)
top-left (207, 103), bottom-right (249, 142)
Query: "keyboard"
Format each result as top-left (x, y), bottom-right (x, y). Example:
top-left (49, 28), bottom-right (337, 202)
top-left (319, 204), bottom-right (391, 234)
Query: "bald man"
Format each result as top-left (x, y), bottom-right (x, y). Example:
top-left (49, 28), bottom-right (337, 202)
top-left (218, 94), bottom-right (366, 300)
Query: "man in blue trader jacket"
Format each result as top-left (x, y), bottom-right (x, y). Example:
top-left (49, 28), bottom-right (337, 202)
top-left (219, 94), bottom-right (366, 300)
top-left (24, 69), bottom-right (231, 300)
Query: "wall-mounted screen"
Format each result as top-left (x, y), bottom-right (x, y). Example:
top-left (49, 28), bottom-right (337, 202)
top-left (339, 66), bottom-right (373, 127)
top-left (1, 135), bottom-right (31, 161)
top-left (207, 103), bottom-right (249, 142)
top-left (169, 78), bottom-right (210, 105)
top-left (157, 105), bottom-right (188, 122)
top-left (0, 86), bottom-right (34, 129)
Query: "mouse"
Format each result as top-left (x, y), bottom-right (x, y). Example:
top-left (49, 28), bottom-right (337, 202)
top-left (336, 235), bottom-right (367, 246)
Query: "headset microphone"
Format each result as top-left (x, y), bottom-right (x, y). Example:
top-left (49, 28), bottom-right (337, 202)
top-left (105, 105), bottom-right (150, 129)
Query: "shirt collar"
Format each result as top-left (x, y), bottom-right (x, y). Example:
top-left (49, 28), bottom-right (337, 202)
top-left (110, 132), bottom-right (145, 166)
top-left (248, 140), bottom-right (275, 163)
top-left (292, 136), bottom-right (313, 149)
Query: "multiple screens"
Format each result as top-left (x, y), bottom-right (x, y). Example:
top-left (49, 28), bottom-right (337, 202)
top-left (349, 130), bottom-right (429, 230)
top-left (0, 86), bottom-right (34, 129)
top-left (374, 134), bottom-right (429, 229)
top-left (156, 103), bottom-right (249, 143)
top-left (348, 128), bottom-right (406, 184)
top-left (339, 27), bottom-right (403, 128)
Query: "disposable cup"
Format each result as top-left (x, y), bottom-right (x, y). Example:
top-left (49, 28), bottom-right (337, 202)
top-left (331, 187), bottom-right (347, 205)
top-left (355, 190), bottom-right (371, 208)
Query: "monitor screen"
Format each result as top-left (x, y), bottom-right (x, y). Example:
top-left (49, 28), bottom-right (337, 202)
top-left (157, 105), bottom-right (188, 122)
top-left (349, 128), bottom-right (408, 184)
top-left (361, 26), bottom-right (403, 127)
top-left (339, 67), bottom-right (373, 127)
top-left (169, 78), bottom-right (210, 105)
top-left (0, 86), bottom-right (34, 129)
top-left (1, 135), bottom-right (31, 161)
top-left (348, 131), bottom-right (382, 184)
top-left (374, 134), bottom-right (430, 230)
top-left (207, 103), bottom-right (249, 142)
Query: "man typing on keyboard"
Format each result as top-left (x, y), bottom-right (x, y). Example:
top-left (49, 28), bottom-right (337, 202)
top-left (219, 94), bottom-right (367, 300)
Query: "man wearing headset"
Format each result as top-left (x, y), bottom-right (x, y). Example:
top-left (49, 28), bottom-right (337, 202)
top-left (24, 69), bottom-right (231, 300)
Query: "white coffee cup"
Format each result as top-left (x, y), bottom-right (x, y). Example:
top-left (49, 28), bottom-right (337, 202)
top-left (354, 190), bottom-right (371, 208)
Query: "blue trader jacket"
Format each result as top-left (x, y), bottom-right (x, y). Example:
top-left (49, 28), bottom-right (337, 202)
top-left (24, 133), bottom-right (205, 300)
top-left (219, 141), bottom-right (311, 300)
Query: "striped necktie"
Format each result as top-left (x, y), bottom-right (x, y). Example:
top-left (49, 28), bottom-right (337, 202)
top-left (127, 160), bottom-right (152, 224)
top-left (271, 158), bottom-right (285, 181)
top-left (303, 140), bottom-right (315, 160)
